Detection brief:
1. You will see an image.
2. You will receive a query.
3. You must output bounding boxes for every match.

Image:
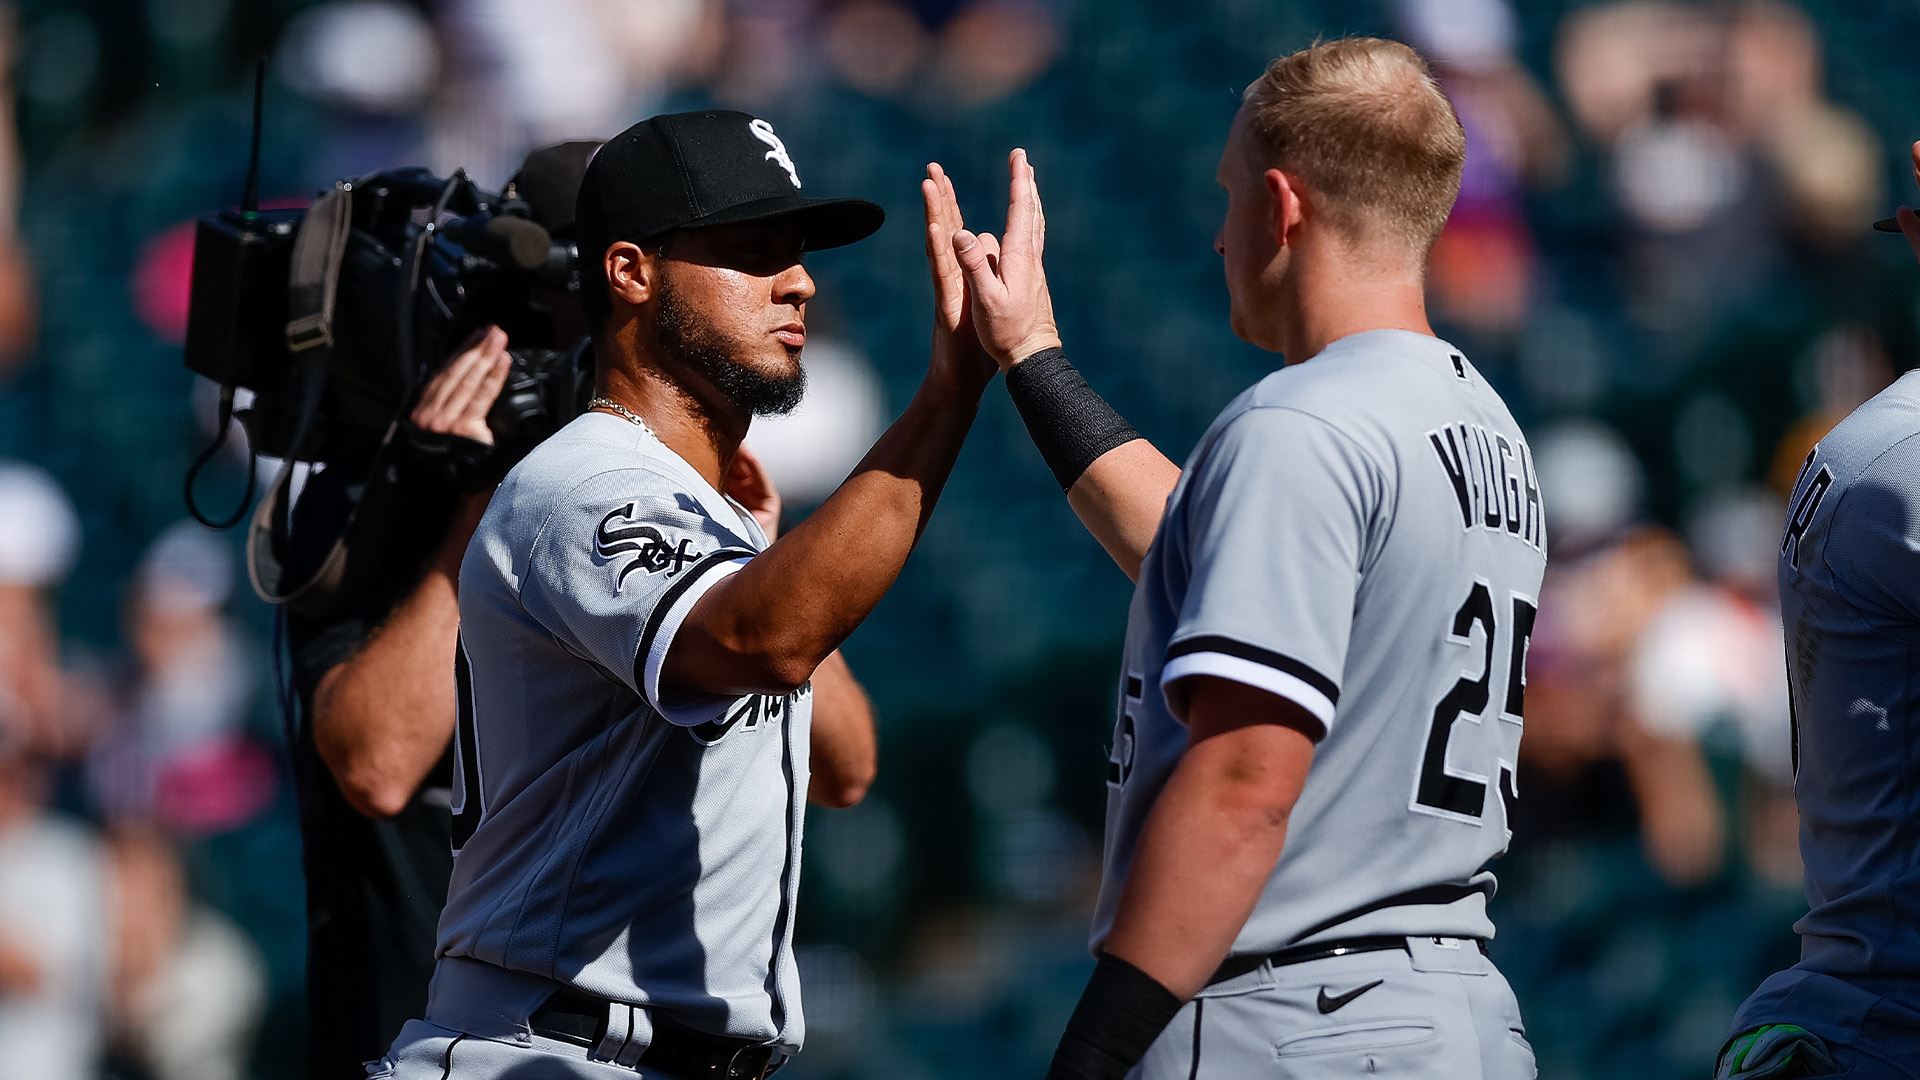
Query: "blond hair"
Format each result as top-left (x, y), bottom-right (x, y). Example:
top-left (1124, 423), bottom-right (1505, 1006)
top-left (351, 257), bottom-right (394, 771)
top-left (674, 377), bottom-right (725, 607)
top-left (1242, 38), bottom-right (1466, 259)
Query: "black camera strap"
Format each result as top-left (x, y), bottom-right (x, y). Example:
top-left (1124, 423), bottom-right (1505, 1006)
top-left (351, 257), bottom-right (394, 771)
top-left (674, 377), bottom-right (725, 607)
top-left (248, 180), bottom-right (405, 618)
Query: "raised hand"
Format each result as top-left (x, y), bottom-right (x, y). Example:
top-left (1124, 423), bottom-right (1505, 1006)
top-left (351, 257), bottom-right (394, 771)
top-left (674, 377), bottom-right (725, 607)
top-left (922, 162), bottom-right (997, 395)
top-left (724, 443), bottom-right (783, 541)
top-left (1898, 141), bottom-right (1920, 267)
top-left (412, 325), bottom-right (511, 444)
top-left (950, 148), bottom-right (1063, 369)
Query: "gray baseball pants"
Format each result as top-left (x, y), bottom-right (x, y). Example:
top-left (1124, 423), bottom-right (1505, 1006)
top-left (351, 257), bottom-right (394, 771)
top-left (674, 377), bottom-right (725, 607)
top-left (369, 957), bottom-right (778, 1080)
top-left (1130, 936), bottom-right (1537, 1080)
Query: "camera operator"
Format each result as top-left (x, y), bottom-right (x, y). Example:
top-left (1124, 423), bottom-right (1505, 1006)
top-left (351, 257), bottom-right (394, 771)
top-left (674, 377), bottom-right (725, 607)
top-left (285, 329), bottom-right (505, 1080)
top-left (284, 144), bottom-right (596, 1080)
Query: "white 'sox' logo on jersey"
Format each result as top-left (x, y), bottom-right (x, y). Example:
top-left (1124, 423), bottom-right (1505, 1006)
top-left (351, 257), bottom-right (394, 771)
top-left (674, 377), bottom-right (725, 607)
top-left (595, 504), bottom-right (699, 590)
top-left (749, 118), bottom-right (801, 189)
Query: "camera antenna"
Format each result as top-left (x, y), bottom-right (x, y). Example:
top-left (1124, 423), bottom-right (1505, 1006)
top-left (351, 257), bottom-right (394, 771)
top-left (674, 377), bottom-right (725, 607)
top-left (240, 55), bottom-right (264, 223)
top-left (184, 56), bottom-right (270, 529)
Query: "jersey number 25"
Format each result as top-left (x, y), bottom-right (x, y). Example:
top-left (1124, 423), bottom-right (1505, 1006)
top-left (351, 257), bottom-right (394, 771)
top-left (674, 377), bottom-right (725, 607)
top-left (1413, 580), bottom-right (1535, 829)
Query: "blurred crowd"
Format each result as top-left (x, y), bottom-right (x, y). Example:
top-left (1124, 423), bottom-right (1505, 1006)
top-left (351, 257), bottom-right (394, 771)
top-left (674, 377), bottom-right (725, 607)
top-left (0, 463), bottom-right (276, 1080)
top-left (3, 0), bottom-right (1920, 1078)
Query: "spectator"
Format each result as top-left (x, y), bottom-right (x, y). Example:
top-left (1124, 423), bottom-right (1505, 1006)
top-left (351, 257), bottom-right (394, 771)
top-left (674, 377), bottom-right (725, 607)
top-left (0, 463), bottom-right (105, 1080)
top-left (89, 522), bottom-right (276, 835)
top-left (106, 825), bottom-right (265, 1080)
top-left (1400, 0), bottom-right (1566, 340)
top-left (0, 730), bottom-right (109, 1080)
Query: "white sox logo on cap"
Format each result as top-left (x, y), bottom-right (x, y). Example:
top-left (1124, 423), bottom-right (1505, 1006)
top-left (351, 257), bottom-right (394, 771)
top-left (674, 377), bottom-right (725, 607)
top-left (749, 118), bottom-right (801, 189)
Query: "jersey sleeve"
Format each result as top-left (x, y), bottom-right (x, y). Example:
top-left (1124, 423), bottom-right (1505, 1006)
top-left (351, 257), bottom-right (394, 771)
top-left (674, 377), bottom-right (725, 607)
top-left (1824, 444), bottom-right (1920, 627)
top-left (519, 469), bottom-right (758, 726)
top-left (1159, 407), bottom-right (1383, 740)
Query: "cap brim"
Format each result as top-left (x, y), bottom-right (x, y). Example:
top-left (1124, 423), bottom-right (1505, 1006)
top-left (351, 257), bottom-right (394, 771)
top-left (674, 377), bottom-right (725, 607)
top-left (677, 195), bottom-right (885, 250)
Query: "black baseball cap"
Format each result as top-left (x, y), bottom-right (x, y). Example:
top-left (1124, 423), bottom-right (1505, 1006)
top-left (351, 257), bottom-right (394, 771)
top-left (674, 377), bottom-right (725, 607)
top-left (575, 110), bottom-right (884, 272)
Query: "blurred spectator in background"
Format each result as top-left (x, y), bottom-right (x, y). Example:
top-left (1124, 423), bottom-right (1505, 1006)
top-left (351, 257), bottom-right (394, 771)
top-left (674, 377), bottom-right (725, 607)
top-left (821, 0), bottom-right (1059, 107)
top-left (106, 824), bottom-right (264, 1080)
top-left (1521, 421), bottom-right (1655, 804)
top-left (0, 462), bottom-right (87, 759)
top-left (0, 463), bottom-right (107, 1080)
top-left (277, 0), bottom-right (440, 189)
top-left (1561, 2), bottom-right (1781, 345)
top-left (1769, 324), bottom-right (1895, 494)
top-left (1556, 0), bottom-right (1880, 357)
top-left (89, 522), bottom-right (275, 835)
top-left (0, 5), bottom-right (35, 377)
top-left (435, 0), bottom-right (712, 182)
top-left (1623, 489), bottom-right (1793, 888)
top-left (1724, 2), bottom-right (1882, 254)
top-left (1400, 0), bottom-right (1565, 343)
top-left (0, 724), bottom-right (109, 1080)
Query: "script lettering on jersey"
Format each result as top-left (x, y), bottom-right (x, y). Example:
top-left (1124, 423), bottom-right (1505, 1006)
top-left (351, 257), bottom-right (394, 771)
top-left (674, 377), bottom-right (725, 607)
top-left (690, 683), bottom-right (810, 745)
top-left (1781, 454), bottom-right (1834, 571)
top-left (1427, 423), bottom-right (1545, 554)
top-left (595, 504), bottom-right (700, 590)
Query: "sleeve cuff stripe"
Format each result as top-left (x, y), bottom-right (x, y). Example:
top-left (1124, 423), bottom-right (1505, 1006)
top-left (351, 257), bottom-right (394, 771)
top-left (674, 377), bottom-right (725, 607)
top-left (633, 548), bottom-right (756, 695)
top-left (1164, 635), bottom-right (1340, 704)
top-left (1159, 653), bottom-right (1334, 739)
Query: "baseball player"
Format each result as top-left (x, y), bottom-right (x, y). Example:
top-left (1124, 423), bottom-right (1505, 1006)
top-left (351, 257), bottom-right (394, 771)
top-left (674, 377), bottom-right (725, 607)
top-left (373, 111), bottom-right (994, 1079)
top-left (940, 38), bottom-right (1546, 1078)
top-left (1715, 142), bottom-right (1920, 1080)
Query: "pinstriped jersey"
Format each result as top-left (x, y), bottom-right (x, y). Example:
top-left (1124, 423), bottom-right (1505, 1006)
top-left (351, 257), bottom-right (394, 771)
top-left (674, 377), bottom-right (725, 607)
top-left (441, 411), bottom-right (810, 1053)
top-left (1092, 330), bottom-right (1548, 956)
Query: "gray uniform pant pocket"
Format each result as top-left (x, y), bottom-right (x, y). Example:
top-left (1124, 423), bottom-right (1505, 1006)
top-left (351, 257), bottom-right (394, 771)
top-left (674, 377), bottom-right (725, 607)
top-left (1130, 946), bottom-right (1536, 1080)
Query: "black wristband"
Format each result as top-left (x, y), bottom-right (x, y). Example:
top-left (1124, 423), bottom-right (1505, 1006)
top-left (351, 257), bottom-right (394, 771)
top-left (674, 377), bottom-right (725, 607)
top-left (1045, 953), bottom-right (1184, 1080)
top-left (1004, 348), bottom-right (1143, 491)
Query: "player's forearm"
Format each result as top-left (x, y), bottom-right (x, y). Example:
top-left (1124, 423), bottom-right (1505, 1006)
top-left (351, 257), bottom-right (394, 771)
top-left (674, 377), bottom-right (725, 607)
top-left (1102, 678), bottom-right (1315, 1000)
top-left (1102, 733), bottom-right (1297, 1000)
top-left (1066, 440), bottom-right (1181, 582)
top-left (670, 383), bottom-right (978, 696)
top-left (807, 651), bottom-right (876, 808)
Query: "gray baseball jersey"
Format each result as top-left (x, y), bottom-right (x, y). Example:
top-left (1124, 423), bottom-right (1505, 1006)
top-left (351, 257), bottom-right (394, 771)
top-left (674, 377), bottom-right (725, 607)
top-left (1730, 369), bottom-right (1920, 1037)
top-left (1093, 329), bottom-right (1547, 957)
top-left (439, 410), bottom-right (810, 1053)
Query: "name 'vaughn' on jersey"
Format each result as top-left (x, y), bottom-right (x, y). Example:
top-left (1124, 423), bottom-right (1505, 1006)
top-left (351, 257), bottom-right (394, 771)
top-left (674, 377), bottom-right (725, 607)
top-left (1094, 330), bottom-right (1549, 958)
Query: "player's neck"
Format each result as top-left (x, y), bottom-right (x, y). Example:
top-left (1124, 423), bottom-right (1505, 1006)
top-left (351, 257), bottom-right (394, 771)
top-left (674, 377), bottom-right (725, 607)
top-left (594, 348), bottom-right (745, 492)
top-left (1279, 249), bottom-right (1435, 365)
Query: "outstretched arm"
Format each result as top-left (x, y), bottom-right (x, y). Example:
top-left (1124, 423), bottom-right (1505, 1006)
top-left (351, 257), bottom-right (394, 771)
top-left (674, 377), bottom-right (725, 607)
top-left (663, 173), bottom-right (998, 699)
top-left (940, 152), bottom-right (1181, 581)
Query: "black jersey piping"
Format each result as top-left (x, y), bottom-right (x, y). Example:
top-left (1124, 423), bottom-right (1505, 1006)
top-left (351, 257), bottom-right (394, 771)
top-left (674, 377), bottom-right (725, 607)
top-left (1188, 998), bottom-right (1204, 1080)
top-left (1165, 635), bottom-right (1340, 705)
top-left (632, 548), bottom-right (756, 692)
top-left (1288, 880), bottom-right (1492, 944)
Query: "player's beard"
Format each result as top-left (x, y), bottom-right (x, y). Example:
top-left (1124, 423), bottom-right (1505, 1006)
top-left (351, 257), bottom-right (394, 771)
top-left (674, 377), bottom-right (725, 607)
top-left (654, 273), bottom-right (806, 418)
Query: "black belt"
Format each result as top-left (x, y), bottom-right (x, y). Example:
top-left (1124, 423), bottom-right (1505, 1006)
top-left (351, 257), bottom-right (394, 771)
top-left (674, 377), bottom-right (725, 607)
top-left (529, 989), bottom-right (787, 1080)
top-left (1207, 935), bottom-right (1488, 986)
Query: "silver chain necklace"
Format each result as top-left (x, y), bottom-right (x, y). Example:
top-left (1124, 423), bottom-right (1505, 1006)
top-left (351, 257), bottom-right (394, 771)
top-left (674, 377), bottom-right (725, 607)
top-left (588, 397), bottom-right (657, 439)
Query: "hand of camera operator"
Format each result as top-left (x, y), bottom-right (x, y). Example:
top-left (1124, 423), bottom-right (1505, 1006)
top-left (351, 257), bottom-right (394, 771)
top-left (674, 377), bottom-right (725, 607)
top-left (313, 328), bottom-right (510, 819)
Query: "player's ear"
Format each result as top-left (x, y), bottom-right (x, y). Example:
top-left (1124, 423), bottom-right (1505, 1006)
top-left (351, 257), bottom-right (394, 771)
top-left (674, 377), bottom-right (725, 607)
top-left (1266, 169), bottom-right (1305, 248)
top-left (606, 241), bottom-right (658, 308)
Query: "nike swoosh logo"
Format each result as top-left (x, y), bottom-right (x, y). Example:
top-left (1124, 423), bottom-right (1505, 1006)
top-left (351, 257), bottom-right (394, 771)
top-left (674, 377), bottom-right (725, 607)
top-left (1316, 979), bottom-right (1384, 1014)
